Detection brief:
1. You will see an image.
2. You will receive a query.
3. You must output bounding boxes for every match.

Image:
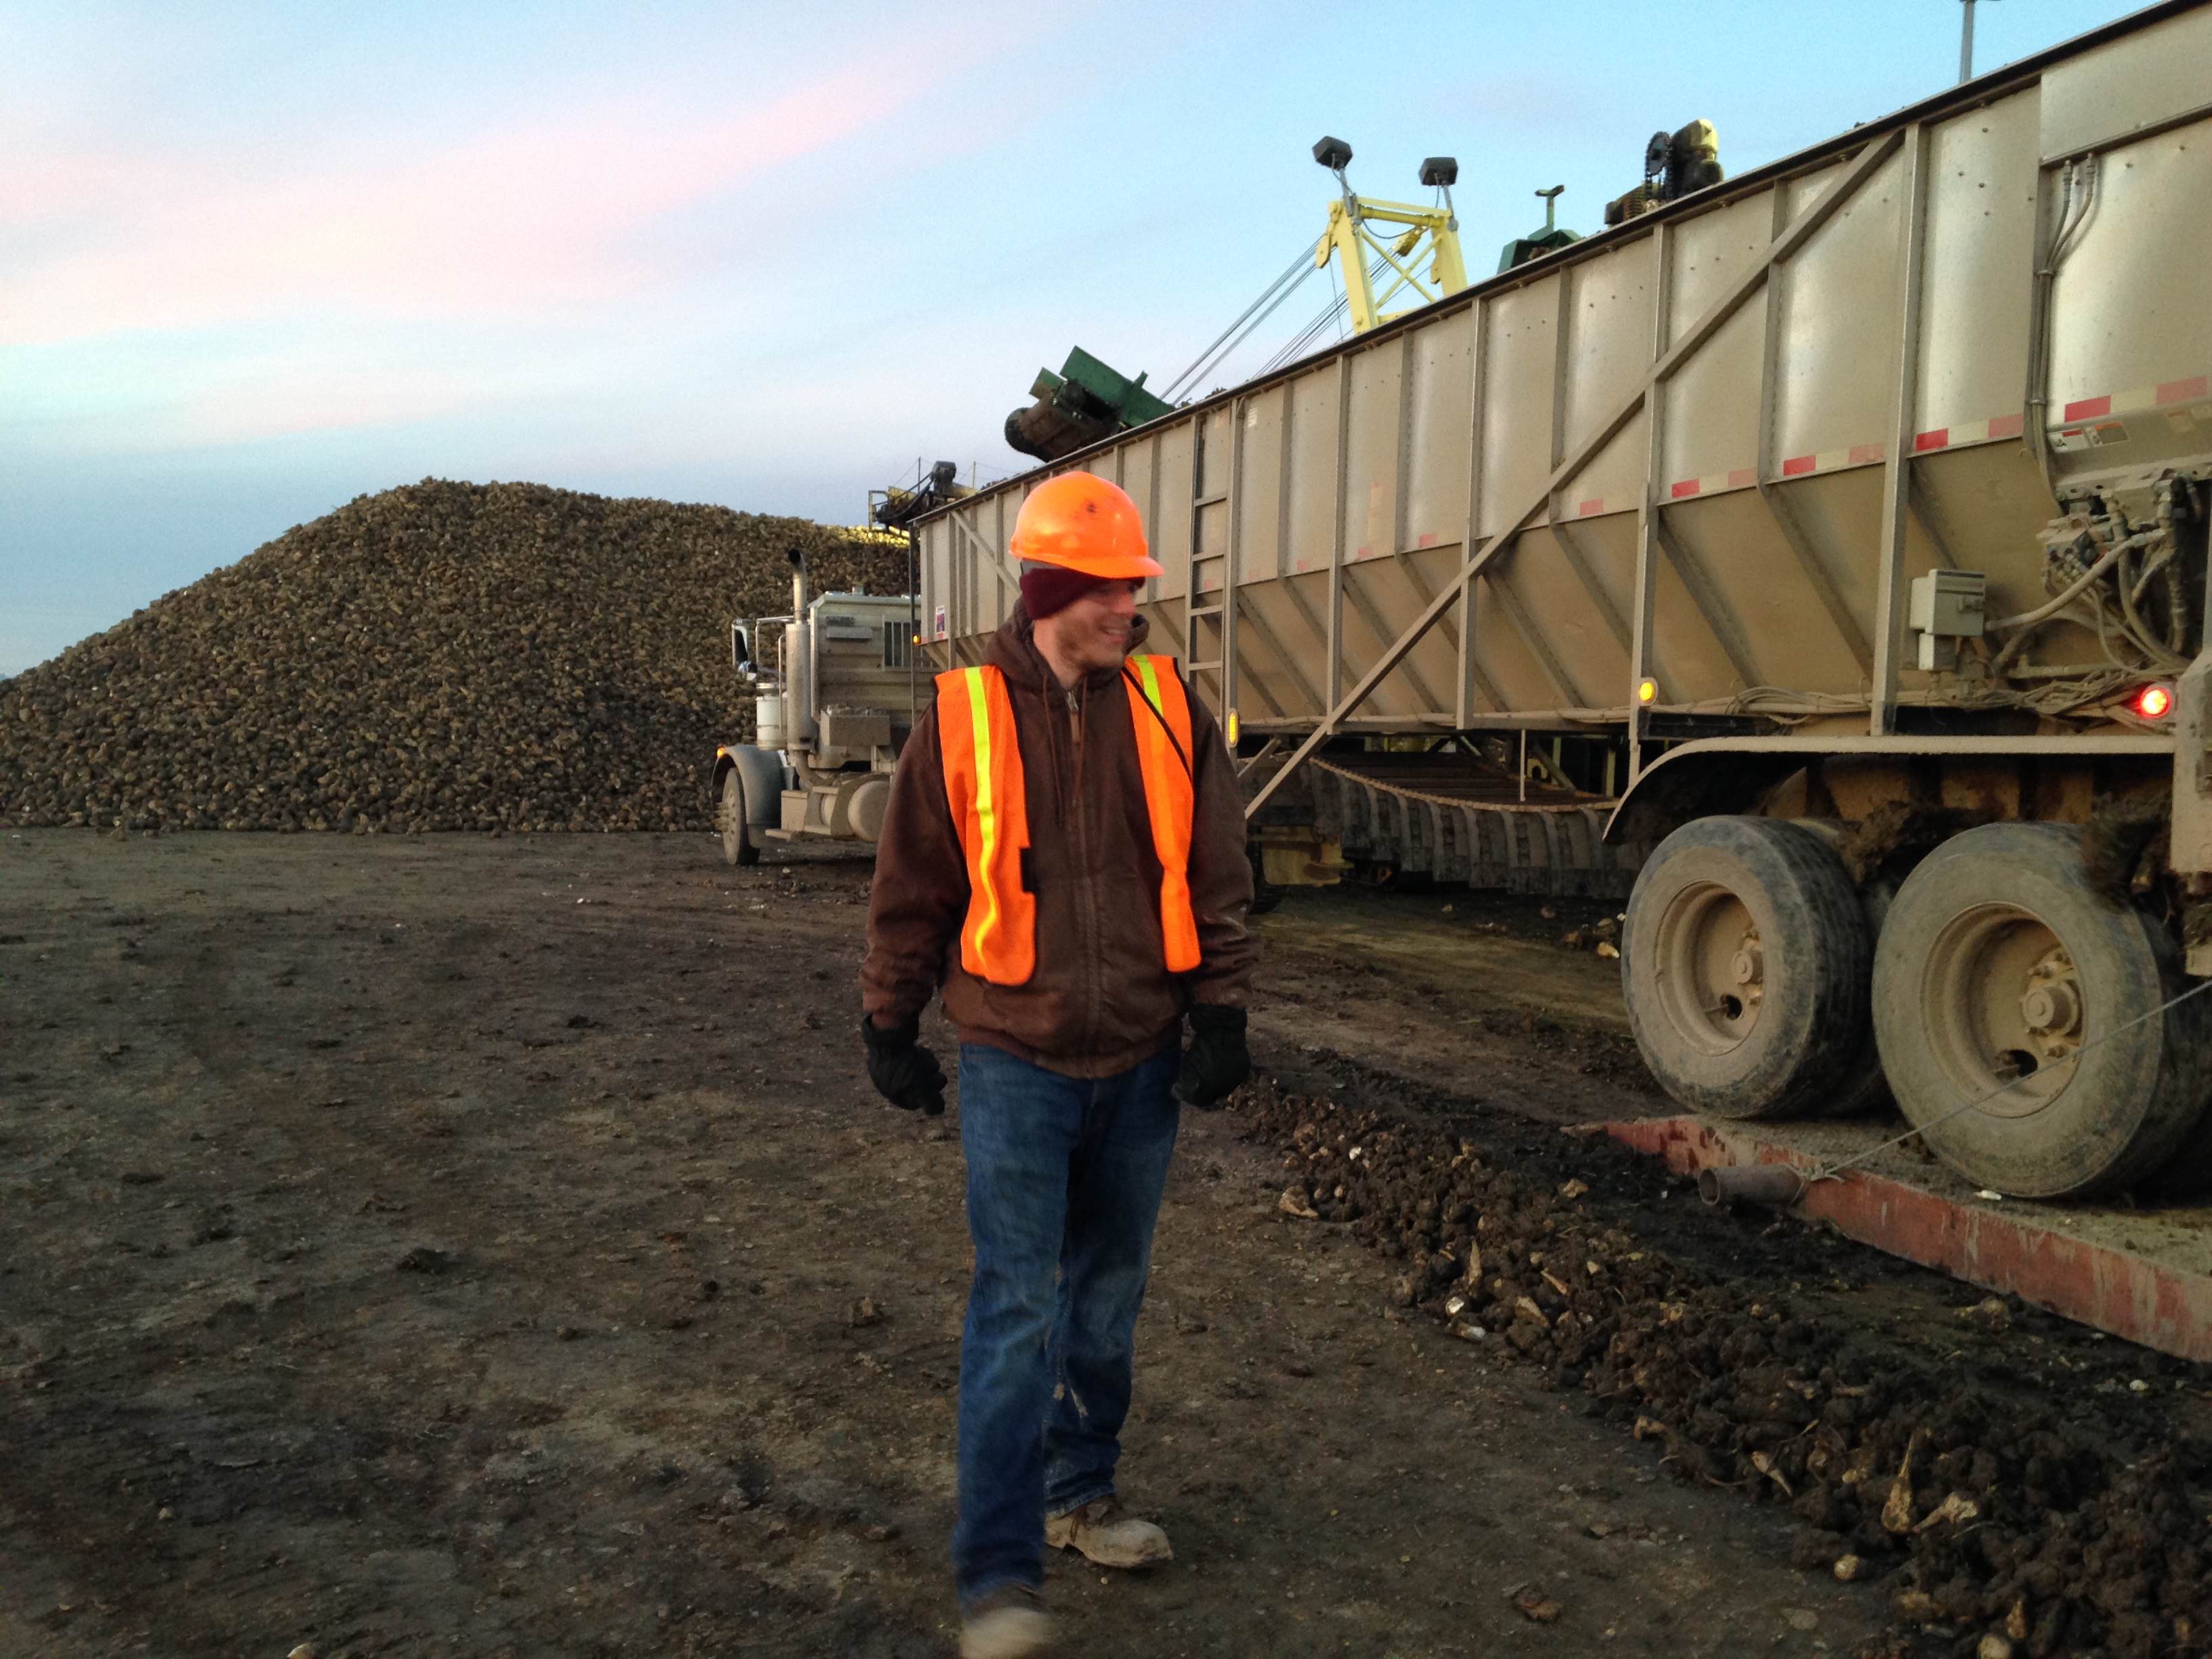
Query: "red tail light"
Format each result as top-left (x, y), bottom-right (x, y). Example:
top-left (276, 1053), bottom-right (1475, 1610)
top-left (2131, 682), bottom-right (2174, 721)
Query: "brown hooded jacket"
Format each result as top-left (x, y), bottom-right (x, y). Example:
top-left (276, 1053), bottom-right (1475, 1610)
top-left (860, 609), bottom-right (1257, 1078)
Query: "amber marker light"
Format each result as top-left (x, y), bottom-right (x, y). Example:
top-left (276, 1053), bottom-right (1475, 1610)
top-left (2132, 682), bottom-right (2175, 721)
top-left (1637, 677), bottom-right (1658, 705)
top-left (1226, 708), bottom-right (1241, 746)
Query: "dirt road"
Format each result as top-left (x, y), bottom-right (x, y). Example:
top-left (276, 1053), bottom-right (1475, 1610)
top-left (0, 830), bottom-right (1969, 1656)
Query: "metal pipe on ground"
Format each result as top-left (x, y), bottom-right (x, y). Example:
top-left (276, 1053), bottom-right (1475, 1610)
top-left (1698, 1164), bottom-right (1807, 1207)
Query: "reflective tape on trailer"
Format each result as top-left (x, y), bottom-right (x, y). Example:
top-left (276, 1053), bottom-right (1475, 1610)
top-left (1666, 467), bottom-right (1759, 501)
top-left (1779, 441), bottom-right (1887, 478)
top-left (1562, 377), bottom-right (2203, 518)
top-left (1911, 412), bottom-right (2026, 453)
top-left (2049, 373), bottom-right (2211, 453)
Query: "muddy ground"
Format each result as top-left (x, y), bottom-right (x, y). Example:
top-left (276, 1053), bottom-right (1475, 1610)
top-left (0, 832), bottom-right (2194, 1657)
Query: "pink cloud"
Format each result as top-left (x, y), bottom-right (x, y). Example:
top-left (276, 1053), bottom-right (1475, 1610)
top-left (168, 361), bottom-right (496, 448)
top-left (1, 45), bottom-right (958, 346)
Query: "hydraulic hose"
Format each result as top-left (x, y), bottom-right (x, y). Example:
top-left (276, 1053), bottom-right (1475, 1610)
top-left (1986, 535), bottom-right (2137, 632)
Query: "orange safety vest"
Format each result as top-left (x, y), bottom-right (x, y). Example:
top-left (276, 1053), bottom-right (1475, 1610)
top-left (935, 655), bottom-right (1201, 985)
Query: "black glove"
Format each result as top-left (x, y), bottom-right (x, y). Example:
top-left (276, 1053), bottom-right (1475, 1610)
top-left (1174, 1004), bottom-right (1250, 1109)
top-left (861, 1015), bottom-right (947, 1115)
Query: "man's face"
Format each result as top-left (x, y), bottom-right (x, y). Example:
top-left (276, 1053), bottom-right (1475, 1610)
top-left (1036, 579), bottom-right (1143, 677)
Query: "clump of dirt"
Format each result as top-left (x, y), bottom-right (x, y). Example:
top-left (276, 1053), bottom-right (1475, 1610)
top-left (0, 479), bottom-right (907, 834)
top-left (2081, 794), bottom-right (2171, 908)
top-left (1237, 1071), bottom-right (2212, 1658)
top-left (1837, 803), bottom-right (1991, 886)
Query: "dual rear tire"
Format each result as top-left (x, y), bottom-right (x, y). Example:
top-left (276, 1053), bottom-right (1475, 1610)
top-left (1620, 817), bottom-right (1870, 1121)
top-left (1872, 824), bottom-right (2211, 1198)
top-left (1622, 816), bottom-right (2212, 1198)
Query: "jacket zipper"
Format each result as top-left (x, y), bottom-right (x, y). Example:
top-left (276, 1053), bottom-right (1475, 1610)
top-left (1066, 684), bottom-right (1100, 1057)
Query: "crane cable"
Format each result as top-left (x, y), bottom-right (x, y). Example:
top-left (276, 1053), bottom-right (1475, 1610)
top-left (1162, 245), bottom-right (1321, 403)
top-left (1259, 287), bottom-right (1351, 376)
top-left (1258, 245), bottom-right (1393, 377)
top-left (1168, 229), bottom-right (1422, 402)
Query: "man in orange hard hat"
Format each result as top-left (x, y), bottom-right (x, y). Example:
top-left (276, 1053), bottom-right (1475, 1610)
top-left (861, 470), bottom-right (1258, 1658)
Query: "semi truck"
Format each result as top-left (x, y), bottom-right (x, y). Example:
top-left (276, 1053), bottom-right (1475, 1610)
top-left (711, 550), bottom-right (916, 866)
top-left (905, 0), bottom-right (2212, 1204)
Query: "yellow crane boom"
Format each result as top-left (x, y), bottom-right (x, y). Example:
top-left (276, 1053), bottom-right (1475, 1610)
top-left (1311, 138), bottom-right (1469, 335)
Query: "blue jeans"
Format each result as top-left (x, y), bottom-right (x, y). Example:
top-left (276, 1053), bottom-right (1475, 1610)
top-left (951, 1040), bottom-right (1183, 1612)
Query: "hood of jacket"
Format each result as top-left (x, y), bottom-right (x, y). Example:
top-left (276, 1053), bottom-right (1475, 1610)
top-left (983, 602), bottom-right (1153, 693)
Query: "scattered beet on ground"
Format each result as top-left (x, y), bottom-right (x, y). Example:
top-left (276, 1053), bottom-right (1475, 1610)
top-left (1238, 1062), bottom-right (2212, 1659)
top-left (0, 479), bottom-right (908, 835)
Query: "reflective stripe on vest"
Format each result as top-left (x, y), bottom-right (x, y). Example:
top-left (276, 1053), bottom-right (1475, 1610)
top-left (935, 665), bottom-right (1036, 984)
top-left (934, 655), bottom-right (1201, 985)
top-left (1123, 654), bottom-right (1201, 972)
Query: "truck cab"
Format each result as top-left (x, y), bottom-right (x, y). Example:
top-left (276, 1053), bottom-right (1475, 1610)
top-left (712, 552), bottom-right (918, 864)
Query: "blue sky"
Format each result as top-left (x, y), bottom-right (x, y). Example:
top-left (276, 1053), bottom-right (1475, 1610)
top-left (0, 0), bottom-right (2149, 674)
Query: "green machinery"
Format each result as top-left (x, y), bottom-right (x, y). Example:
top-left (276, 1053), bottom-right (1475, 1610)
top-left (1004, 347), bottom-right (1177, 464)
top-left (1496, 184), bottom-right (1581, 273)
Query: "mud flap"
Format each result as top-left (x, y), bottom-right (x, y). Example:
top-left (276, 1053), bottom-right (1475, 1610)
top-left (2171, 644), bottom-right (2212, 976)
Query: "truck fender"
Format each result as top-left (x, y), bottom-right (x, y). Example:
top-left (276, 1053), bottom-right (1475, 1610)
top-left (1603, 734), bottom-right (2175, 848)
top-left (712, 744), bottom-right (783, 830)
top-left (1603, 740), bottom-right (1804, 848)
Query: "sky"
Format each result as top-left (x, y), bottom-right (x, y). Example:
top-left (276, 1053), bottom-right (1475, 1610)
top-left (0, 0), bottom-right (2154, 676)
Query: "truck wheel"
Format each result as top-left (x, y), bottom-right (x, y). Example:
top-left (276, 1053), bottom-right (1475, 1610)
top-left (1622, 816), bottom-right (1870, 1120)
top-left (1871, 823), bottom-right (2212, 1198)
top-left (718, 769), bottom-right (759, 867)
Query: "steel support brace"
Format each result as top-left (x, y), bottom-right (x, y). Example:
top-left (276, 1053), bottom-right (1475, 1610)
top-left (1871, 125), bottom-right (1931, 734)
top-left (1139, 432), bottom-right (1165, 634)
top-left (1629, 224), bottom-right (1671, 785)
top-left (1326, 356), bottom-right (1351, 709)
top-left (1247, 129), bottom-right (1906, 818)
top-left (1223, 401), bottom-right (1244, 723)
top-left (1235, 735), bottom-right (1285, 781)
top-left (1456, 293), bottom-right (1491, 729)
top-left (1539, 263), bottom-right (1637, 676)
top-left (1394, 331), bottom-right (1416, 573)
top-left (946, 505), bottom-right (1021, 603)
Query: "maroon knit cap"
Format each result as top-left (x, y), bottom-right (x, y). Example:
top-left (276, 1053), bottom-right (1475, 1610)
top-left (1019, 562), bottom-right (1114, 620)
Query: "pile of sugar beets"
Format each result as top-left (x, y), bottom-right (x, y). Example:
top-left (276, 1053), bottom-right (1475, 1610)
top-left (1244, 1073), bottom-right (2212, 1659)
top-left (0, 480), bottom-right (909, 834)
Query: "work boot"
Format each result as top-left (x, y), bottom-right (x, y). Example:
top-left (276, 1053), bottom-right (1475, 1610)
top-left (959, 1583), bottom-right (1052, 1659)
top-left (1044, 1496), bottom-right (1174, 1568)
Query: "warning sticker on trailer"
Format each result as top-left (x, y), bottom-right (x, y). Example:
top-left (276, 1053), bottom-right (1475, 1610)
top-left (2049, 419), bottom-right (2130, 451)
top-left (934, 606), bottom-right (947, 640)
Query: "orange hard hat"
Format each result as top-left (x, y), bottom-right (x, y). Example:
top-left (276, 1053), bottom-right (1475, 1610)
top-left (1010, 472), bottom-right (1162, 579)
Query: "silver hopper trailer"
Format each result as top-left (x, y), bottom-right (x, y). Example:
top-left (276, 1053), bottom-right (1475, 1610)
top-left (913, 1), bottom-right (2212, 1202)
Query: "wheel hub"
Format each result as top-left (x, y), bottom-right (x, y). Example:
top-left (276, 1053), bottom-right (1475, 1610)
top-left (1732, 941), bottom-right (1765, 998)
top-left (2020, 950), bottom-right (2083, 1061)
top-left (1653, 882), bottom-right (1765, 1055)
top-left (1923, 905), bottom-right (2081, 1118)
